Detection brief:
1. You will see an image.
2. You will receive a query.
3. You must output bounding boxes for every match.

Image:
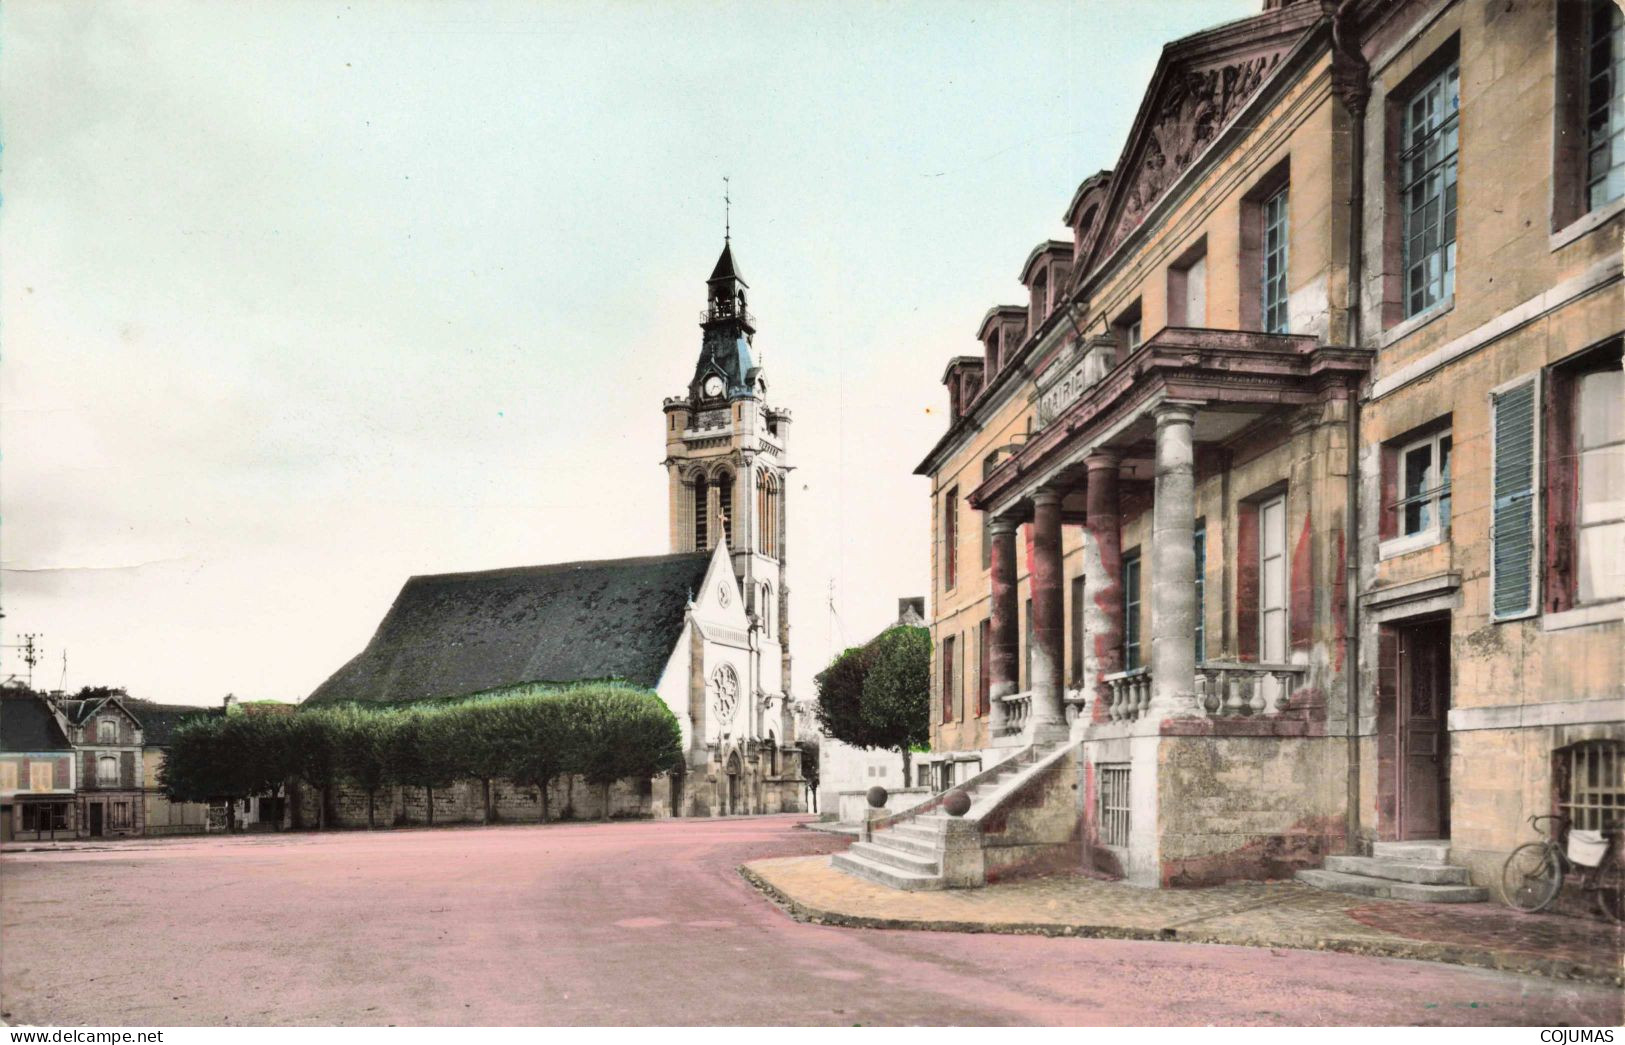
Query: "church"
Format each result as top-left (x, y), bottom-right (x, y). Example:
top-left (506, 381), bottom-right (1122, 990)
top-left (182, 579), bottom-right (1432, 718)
top-left (307, 241), bottom-right (804, 818)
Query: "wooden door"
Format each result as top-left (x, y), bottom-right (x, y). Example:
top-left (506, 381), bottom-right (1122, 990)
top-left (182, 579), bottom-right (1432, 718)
top-left (88, 803), bottom-right (104, 837)
top-left (1397, 621), bottom-right (1451, 840)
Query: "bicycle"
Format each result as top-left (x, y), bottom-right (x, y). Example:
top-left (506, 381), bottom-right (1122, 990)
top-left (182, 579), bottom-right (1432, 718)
top-left (1501, 814), bottom-right (1623, 923)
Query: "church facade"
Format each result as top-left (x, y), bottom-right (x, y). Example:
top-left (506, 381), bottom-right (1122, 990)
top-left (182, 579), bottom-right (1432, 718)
top-left (307, 242), bottom-right (803, 819)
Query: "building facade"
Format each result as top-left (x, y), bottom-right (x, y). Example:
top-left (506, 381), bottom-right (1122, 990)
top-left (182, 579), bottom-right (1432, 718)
top-left (1, 691), bottom-right (78, 842)
top-left (909, 0), bottom-right (1622, 891)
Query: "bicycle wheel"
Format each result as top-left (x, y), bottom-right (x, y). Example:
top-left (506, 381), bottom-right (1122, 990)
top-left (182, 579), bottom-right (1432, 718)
top-left (1502, 842), bottom-right (1562, 912)
top-left (1593, 856), bottom-right (1624, 924)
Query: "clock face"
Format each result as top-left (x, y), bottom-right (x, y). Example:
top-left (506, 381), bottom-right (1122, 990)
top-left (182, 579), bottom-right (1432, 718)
top-left (704, 375), bottom-right (725, 398)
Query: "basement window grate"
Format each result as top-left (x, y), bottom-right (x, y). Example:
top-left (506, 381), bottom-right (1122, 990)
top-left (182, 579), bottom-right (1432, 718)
top-left (1099, 764), bottom-right (1131, 849)
top-left (1559, 741), bottom-right (1624, 832)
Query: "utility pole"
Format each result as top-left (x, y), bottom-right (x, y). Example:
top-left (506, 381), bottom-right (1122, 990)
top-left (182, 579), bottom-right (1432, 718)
top-left (3, 633), bottom-right (44, 689)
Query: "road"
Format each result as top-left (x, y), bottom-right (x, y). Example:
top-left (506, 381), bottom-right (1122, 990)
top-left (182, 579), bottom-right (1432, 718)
top-left (1, 815), bottom-right (1618, 1026)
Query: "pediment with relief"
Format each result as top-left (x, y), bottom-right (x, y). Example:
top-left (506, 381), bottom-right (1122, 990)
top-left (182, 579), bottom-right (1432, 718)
top-left (1104, 53), bottom-right (1282, 256)
top-left (1092, 1), bottom-right (1318, 263)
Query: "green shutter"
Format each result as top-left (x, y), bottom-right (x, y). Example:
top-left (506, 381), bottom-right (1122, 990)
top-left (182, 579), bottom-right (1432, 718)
top-left (1491, 379), bottom-right (1539, 618)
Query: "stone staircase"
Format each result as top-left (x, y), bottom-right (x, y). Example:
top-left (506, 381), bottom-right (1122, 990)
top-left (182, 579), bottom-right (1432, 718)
top-left (1296, 840), bottom-right (1488, 903)
top-left (831, 742), bottom-right (1066, 891)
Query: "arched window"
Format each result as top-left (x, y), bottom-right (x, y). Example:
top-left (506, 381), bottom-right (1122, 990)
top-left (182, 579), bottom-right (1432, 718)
top-left (715, 471), bottom-right (733, 547)
top-left (97, 755), bottom-right (118, 786)
top-left (760, 582), bottom-right (773, 634)
top-left (693, 474), bottom-right (709, 550)
top-left (757, 471), bottom-right (779, 559)
top-left (97, 719), bottom-right (116, 743)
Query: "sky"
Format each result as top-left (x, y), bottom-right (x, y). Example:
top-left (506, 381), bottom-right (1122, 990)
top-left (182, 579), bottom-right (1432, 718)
top-left (1, 0), bottom-right (1259, 707)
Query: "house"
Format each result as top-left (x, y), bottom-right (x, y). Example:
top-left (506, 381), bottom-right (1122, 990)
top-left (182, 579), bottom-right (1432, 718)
top-left (1, 690), bottom-right (77, 842)
top-left (123, 699), bottom-right (213, 836)
top-left (848, 0), bottom-right (1622, 896)
top-left (50, 693), bottom-right (147, 839)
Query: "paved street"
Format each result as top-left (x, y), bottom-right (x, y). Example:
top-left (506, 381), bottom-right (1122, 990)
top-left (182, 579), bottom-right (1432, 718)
top-left (1, 816), bottom-right (1619, 1026)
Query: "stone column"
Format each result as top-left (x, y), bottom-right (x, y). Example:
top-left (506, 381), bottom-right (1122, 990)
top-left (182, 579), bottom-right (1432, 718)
top-left (1083, 451), bottom-right (1124, 720)
top-left (1030, 488), bottom-right (1068, 741)
top-left (987, 517), bottom-right (1019, 736)
top-left (1151, 402), bottom-right (1200, 713)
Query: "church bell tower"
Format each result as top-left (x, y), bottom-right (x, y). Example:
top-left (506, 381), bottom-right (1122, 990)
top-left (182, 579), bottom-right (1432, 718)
top-left (662, 240), bottom-right (793, 705)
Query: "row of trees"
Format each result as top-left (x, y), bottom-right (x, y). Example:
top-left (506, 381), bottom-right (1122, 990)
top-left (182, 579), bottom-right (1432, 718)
top-left (814, 624), bottom-right (931, 787)
top-left (159, 684), bottom-right (685, 831)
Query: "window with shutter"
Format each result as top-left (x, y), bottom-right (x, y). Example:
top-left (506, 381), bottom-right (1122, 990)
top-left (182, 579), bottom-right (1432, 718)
top-left (1492, 378), bottom-right (1541, 619)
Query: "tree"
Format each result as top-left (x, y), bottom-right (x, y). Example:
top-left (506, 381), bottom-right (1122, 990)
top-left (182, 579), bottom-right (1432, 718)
top-left (861, 625), bottom-right (932, 788)
top-left (386, 710), bottom-right (457, 825)
top-left (284, 709), bottom-right (344, 829)
top-left (442, 699), bottom-right (516, 824)
top-left (501, 695), bottom-right (571, 822)
top-left (814, 645), bottom-right (875, 746)
top-left (337, 707), bottom-right (396, 829)
top-left (160, 713), bottom-right (288, 832)
top-left (561, 686), bottom-right (683, 819)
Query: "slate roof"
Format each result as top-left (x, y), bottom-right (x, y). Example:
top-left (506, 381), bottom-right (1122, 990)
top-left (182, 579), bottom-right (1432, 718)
top-left (122, 700), bottom-right (216, 746)
top-left (0, 693), bottom-right (72, 752)
top-left (708, 242), bottom-right (745, 285)
top-left (306, 552), bottom-right (713, 706)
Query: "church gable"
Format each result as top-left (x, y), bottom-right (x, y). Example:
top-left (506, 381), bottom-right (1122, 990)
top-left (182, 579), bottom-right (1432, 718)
top-left (1090, 4), bottom-right (1319, 265)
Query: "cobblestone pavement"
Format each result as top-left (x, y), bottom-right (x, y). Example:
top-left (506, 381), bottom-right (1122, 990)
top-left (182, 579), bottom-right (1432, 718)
top-left (3, 818), bottom-right (1621, 1026)
top-left (746, 853), bottom-right (1625, 987)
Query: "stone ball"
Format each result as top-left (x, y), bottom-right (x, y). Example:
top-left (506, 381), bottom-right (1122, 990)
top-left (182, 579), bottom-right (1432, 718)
top-left (865, 786), bottom-right (888, 809)
top-left (943, 789), bottom-right (972, 817)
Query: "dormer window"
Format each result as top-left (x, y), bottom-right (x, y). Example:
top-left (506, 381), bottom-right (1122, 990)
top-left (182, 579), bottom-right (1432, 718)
top-left (987, 330), bottom-right (1002, 375)
top-left (98, 719), bottom-right (116, 744)
top-left (1031, 269), bottom-right (1050, 330)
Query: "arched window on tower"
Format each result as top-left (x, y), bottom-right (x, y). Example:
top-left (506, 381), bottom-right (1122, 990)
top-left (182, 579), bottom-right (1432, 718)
top-left (760, 581), bottom-right (773, 634)
top-left (757, 471), bottom-right (779, 559)
top-left (716, 471), bottom-right (733, 548)
top-left (693, 474), bottom-right (709, 550)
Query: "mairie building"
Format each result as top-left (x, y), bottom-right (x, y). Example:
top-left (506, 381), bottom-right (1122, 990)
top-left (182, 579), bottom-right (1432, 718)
top-left (833, 0), bottom-right (1623, 898)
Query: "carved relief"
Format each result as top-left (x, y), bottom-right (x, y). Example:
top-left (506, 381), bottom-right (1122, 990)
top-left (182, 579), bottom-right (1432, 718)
top-left (1106, 53), bottom-right (1281, 254)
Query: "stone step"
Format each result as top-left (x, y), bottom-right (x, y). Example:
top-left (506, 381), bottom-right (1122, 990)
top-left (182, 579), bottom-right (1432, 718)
top-left (870, 830), bottom-right (939, 859)
top-left (849, 840), bottom-right (940, 876)
top-left (886, 821), bottom-right (944, 844)
top-left (1372, 840), bottom-right (1451, 864)
top-left (831, 850), bottom-right (945, 891)
top-left (1295, 868), bottom-right (1487, 903)
top-left (1325, 854), bottom-right (1471, 885)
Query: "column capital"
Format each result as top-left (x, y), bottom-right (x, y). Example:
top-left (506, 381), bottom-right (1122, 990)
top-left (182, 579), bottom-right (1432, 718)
top-left (1153, 400), bottom-right (1201, 430)
top-left (1084, 449), bottom-right (1124, 473)
top-left (1030, 487), bottom-right (1064, 509)
top-left (987, 515), bottom-right (1021, 537)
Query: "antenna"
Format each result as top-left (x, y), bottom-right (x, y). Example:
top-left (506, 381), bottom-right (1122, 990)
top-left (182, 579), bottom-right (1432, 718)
top-left (723, 176), bottom-right (731, 243)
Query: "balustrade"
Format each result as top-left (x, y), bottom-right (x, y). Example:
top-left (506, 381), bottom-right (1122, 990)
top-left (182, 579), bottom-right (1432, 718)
top-left (1102, 668), bottom-right (1153, 722)
top-left (1193, 662), bottom-right (1308, 716)
top-left (995, 691), bottom-right (1031, 737)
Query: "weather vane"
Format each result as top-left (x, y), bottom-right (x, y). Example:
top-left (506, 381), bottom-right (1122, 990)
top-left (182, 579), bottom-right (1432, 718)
top-left (723, 175), bottom-right (731, 242)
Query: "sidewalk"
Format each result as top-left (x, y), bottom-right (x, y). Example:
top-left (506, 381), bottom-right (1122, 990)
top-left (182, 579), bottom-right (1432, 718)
top-left (743, 854), bottom-right (1624, 987)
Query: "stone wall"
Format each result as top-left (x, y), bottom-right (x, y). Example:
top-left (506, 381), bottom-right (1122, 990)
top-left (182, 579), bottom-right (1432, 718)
top-left (1155, 734), bottom-right (1347, 887)
top-left (289, 774), bottom-right (657, 829)
top-left (976, 745), bottom-right (1081, 883)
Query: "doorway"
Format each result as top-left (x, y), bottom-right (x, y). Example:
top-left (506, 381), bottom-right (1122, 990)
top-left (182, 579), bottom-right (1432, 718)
top-left (725, 754), bottom-right (741, 816)
top-left (88, 803), bottom-right (104, 837)
top-left (1395, 619), bottom-right (1451, 840)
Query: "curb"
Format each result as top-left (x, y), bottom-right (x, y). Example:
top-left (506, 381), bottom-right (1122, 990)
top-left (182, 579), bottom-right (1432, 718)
top-left (738, 865), bottom-right (1623, 988)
